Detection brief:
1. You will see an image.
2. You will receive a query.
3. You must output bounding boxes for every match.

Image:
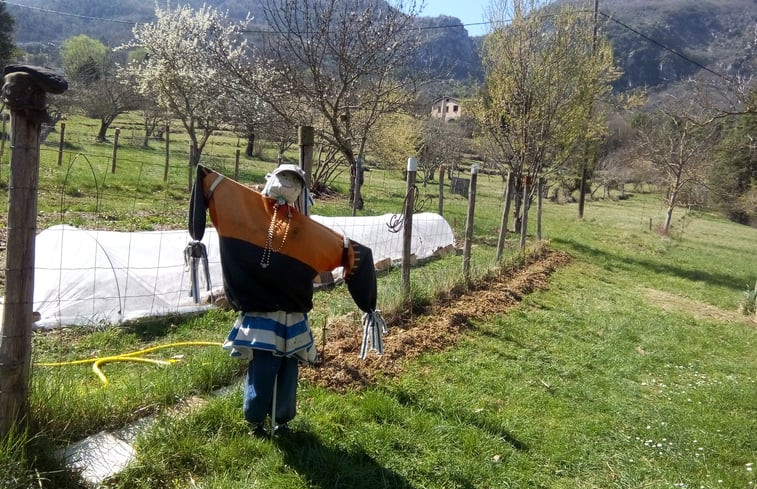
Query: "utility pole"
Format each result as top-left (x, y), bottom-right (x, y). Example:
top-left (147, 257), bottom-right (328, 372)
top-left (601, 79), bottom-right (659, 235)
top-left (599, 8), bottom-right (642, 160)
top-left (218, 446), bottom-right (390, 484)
top-left (578, 0), bottom-right (599, 219)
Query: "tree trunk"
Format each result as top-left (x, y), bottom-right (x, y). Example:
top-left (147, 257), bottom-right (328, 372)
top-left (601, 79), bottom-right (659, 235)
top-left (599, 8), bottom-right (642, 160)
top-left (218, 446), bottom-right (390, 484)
top-left (519, 179), bottom-right (530, 253)
top-left (537, 177), bottom-right (544, 241)
top-left (578, 164), bottom-right (587, 218)
top-left (351, 158), bottom-right (364, 215)
top-left (245, 132), bottom-right (255, 157)
top-left (663, 195), bottom-right (675, 235)
top-left (496, 172), bottom-right (513, 262)
top-left (96, 121), bottom-right (109, 142)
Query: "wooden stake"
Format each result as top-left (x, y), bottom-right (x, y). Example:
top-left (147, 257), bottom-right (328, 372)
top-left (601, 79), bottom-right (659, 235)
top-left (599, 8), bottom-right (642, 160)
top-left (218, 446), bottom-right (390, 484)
top-left (163, 124), bottom-right (170, 182)
top-left (111, 127), bottom-right (120, 173)
top-left (297, 126), bottom-right (314, 215)
top-left (403, 157), bottom-right (418, 296)
top-left (0, 66), bottom-right (67, 437)
top-left (57, 122), bottom-right (65, 166)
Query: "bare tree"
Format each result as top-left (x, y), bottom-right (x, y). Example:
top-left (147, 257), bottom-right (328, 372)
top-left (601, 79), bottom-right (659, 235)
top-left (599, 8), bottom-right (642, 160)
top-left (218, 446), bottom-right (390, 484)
top-left (137, 101), bottom-right (170, 148)
top-left (61, 35), bottom-right (139, 141)
top-left (228, 89), bottom-right (302, 163)
top-left (636, 106), bottom-right (718, 235)
top-left (684, 71), bottom-right (756, 224)
top-left (311, 143), bottom-right (348, 196)
top-left (244, 0), bottom-right (425, 208)
top-left (418, 119), bottom-right (467, 185)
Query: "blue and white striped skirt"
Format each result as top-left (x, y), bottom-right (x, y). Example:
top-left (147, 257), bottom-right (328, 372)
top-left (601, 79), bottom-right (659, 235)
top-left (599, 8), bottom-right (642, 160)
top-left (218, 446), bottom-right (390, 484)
top-left (223, 311), bottom-right (317, 363)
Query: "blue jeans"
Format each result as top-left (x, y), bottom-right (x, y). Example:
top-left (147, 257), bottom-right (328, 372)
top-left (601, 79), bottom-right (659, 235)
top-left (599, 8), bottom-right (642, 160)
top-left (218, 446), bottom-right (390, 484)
top-left (243, 350), bottom-right (299, 425)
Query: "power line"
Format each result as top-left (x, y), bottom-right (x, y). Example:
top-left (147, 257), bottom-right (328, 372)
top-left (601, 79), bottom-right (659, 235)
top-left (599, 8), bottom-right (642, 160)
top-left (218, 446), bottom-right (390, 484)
top-left (4, 0), bottom-right (739, 82)
top-left (242, 21), bottom-right (492, 35)
top-left (598, 10), bottom-right (732, 82)
top-left (3, 0), bottom-right (139, 25)
top-left (416, 21), bottom-right (491, 32)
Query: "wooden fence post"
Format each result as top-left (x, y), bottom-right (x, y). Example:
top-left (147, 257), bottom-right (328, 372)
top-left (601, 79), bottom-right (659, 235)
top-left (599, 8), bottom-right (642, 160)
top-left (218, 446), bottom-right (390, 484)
top-left (234, 148), bottom-right (240, 180)
top-left (57, 121), bottom-right (65, 166)
top-left (0, 113), bottom-right (6, 166)
top-left (438, 164), bottom-right (445, 216)
top-left (111, 127), bottom-right (120, 173)
top-left (462, 164), bottom-right (478, 283)
top-left (0, 65), bottom-right (67, 438)
top-left (402, 157), bottom-right (418, 296)
top-left (297, 126), bottom-right (314, 214)
top-left (163, 124), bottom-right (170, 182)
top-left (188, 142), bottom-right (194, 193)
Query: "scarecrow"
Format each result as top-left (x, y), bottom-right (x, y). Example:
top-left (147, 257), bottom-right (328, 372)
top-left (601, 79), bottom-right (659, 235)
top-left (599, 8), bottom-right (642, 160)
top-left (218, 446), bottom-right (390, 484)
top-left (187, 164), bottom-right (386, 436)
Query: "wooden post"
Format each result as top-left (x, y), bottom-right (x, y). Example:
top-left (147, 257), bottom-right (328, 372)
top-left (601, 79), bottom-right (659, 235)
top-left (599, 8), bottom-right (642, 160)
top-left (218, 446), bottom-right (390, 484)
top-left (111, 127), bottom-right (120, 173)
top-left (0, 113), bottom-right (7, 166)
top-left (163, 124), bottom-right (170, 182)
top-left (234, 148), bottom-right (241, 181)
top-left (438, 164), bottom-right (445, 216)
top-left (188, 142), bottom-right (194, 193)
top-left (297, 126), bottom-right (314, 214)
top-left (0, 65), bottom-right (67, 438)
top-left (402, 157), bottom-right (417, 296)
top-left (57, 121), bottom-right (65, 166)
top-left (462, 164), bottom-right (478, 283)
top-left (496, 171), bottom-right (513, 262)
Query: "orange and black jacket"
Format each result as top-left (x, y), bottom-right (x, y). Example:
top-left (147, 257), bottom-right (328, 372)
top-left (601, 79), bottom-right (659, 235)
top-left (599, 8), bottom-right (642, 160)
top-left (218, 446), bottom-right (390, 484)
top-left (188, 165), bottom-right (377, 314)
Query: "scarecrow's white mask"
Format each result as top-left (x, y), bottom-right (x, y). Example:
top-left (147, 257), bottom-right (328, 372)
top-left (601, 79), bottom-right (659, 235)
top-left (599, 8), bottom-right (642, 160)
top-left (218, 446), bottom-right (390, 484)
top-left (263, 165), bottom-right (306, 205)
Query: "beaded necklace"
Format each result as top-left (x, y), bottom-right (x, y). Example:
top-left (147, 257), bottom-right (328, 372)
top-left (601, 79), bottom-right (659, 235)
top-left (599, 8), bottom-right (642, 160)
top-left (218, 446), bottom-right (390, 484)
top-left (260, 200), bottom-right (292, 269)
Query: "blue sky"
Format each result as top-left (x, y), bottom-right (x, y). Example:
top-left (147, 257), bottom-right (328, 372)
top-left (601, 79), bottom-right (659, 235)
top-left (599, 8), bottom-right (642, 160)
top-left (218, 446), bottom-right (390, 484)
top-left (419, 0), bottom-right (491, 36)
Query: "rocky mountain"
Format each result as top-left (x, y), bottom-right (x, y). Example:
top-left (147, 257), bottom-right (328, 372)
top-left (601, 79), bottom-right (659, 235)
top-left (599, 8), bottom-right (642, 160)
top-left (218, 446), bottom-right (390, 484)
top-left (594, 0), bottom-right (756, 91)
top-left (6, 0), bottom-right (755, 94)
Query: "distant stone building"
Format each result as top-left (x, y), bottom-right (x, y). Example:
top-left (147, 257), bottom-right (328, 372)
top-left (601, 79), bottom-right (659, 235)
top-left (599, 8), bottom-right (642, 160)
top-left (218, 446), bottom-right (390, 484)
top-left (431, 96), bottom-right (461, 121)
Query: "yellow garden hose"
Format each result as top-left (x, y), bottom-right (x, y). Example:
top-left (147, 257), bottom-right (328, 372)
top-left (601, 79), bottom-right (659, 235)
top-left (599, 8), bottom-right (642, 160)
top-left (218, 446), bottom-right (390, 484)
top-left (36, 341), bottom-right (223, 386)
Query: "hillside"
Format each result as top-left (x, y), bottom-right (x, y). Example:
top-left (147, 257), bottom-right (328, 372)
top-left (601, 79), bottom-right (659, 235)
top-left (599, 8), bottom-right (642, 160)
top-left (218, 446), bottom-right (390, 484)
top-left (596, 0), bottom-right (756, 90)
top-left (6, 0), bottom-right (756, 93)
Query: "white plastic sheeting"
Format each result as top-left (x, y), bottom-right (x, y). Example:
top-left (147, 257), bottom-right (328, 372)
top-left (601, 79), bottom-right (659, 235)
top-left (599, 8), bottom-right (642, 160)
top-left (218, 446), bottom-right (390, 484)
top-left (24, 224), bottom-right (223, 330)
top-left (1, 213), bottom-right (454, 329)
top-left (312, 212), bottom-right (453, 265)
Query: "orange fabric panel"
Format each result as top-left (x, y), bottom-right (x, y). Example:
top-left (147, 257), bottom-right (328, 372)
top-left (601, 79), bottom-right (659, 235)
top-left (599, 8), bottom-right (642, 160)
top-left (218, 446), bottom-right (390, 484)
top-left (202, 171), bottom-right (349, 274)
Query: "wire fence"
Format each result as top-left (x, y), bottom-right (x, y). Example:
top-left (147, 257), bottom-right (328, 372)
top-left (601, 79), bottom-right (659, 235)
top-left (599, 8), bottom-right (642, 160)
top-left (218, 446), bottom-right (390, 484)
top-left (0, 118), bottom-right (519, 330)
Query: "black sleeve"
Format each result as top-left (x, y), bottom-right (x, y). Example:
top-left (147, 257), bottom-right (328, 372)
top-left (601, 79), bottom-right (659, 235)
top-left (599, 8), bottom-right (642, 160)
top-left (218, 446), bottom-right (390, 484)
top-left (188, 165), bottom-right (209, 241)
top-left (345, 241), bottom-right (378, 313)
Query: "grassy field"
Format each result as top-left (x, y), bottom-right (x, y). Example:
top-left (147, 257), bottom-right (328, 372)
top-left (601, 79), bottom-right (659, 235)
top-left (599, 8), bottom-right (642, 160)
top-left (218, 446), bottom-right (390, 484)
top-left (0, 116), bottom-right (755, 488)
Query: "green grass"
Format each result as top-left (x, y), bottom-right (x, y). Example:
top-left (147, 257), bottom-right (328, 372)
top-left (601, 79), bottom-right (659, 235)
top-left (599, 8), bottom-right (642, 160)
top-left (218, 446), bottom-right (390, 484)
top-left (1, 115), bottom-right (755, 488)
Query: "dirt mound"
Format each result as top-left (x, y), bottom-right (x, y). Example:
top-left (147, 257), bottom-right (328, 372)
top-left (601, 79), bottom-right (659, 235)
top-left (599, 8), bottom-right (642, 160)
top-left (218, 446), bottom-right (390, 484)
top-left (301, 249), bottom-right (572, 391)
